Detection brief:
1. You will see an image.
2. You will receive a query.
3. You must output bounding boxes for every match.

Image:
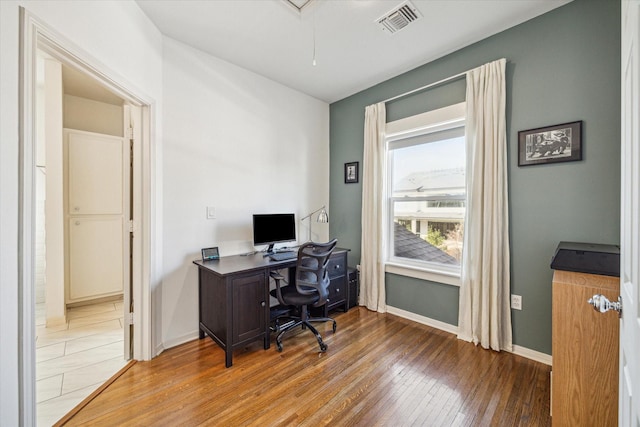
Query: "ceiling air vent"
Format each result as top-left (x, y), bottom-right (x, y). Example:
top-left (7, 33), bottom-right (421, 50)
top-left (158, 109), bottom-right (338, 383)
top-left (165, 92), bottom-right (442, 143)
top-left (376, 1), bottom-right (422, 34)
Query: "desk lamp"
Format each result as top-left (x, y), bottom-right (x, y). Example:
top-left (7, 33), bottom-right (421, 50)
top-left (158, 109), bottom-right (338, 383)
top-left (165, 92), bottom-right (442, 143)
top-left (301, 206), bottom-right (328, 242)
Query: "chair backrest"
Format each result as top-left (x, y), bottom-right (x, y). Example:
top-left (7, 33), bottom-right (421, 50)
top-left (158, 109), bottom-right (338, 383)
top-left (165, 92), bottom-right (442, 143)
top-left (295, 239), bottom-right (338, 307)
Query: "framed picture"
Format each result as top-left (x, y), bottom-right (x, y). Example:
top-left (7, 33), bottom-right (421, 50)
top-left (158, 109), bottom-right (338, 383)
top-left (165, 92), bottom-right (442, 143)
top-left (344, 161), bottom-right (359, 184)
top-left (518, 121), bottom-right (582, 166)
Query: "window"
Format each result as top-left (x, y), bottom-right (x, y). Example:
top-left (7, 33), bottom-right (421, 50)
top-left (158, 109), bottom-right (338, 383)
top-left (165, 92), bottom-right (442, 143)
top-left (385, 103), bottom-right (466, 280)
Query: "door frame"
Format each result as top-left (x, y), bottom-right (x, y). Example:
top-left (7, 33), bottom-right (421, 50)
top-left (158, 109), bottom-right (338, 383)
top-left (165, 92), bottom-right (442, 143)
top-left (619, 1), bottom-right (639, 425)
top-left (19, 8), bottom-right (155, 424)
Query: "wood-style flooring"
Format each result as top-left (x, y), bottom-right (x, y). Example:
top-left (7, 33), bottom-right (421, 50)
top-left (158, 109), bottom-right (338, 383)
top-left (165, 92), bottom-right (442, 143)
top-left (62, 307), bottom-right (551, 426)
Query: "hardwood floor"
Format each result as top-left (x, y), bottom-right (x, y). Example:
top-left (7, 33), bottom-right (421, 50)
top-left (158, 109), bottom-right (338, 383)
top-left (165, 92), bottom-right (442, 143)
top-left (62, 307), bottom-right (551, 426)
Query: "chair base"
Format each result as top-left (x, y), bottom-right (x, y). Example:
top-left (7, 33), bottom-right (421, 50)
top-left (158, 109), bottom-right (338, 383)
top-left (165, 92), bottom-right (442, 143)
top-left (272, 315), bottom-right (337, 352)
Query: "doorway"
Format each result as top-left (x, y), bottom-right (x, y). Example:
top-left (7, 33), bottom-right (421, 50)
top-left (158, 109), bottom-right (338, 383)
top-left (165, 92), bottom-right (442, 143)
top-left (20, 10), bottom-right (153, 426)
top-left (34, 53), bottom-right (134, 425)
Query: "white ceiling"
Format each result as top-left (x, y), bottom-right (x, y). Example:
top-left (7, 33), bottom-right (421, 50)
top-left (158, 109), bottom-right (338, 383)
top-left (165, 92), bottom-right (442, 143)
top-left (135, 0), bottom-right (572, 103)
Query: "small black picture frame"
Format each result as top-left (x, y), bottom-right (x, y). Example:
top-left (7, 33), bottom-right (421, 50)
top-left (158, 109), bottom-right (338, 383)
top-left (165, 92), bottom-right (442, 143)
top-left (344, 161), bottom-right (359, 184)
top-left (201, 247), bottom-right (220, 261)
top-left (518, 121), bottom-right (582, 166)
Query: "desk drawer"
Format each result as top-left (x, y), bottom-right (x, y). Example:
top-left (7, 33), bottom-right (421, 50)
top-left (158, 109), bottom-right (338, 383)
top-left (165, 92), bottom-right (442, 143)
top-left (327, 255), bottom-right (346, 279)
top-left (310, 249), bottom-right (349, 316)
top-left (328, 277), bottom-right (346, 304)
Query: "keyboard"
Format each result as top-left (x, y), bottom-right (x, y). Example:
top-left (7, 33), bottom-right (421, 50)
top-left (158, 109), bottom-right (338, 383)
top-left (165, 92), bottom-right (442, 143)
top-left (269, 251), bottom-right (297, 261)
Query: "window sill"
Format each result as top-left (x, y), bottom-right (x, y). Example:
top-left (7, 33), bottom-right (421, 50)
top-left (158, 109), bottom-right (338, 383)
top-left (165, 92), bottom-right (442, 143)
top-left (385, 262), bottom-right (461, 287)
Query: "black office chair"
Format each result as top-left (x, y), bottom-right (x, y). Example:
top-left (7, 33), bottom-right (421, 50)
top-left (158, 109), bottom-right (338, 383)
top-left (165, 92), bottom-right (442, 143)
top-left (270, 239), bottom-right (338, 352)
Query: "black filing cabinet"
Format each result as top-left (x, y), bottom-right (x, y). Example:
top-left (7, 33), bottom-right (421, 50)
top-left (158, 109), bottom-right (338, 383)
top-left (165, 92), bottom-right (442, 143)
top-left (312, 248), bottom-right (348, 316)
top-left (347, 267), bottom-right (359, 309)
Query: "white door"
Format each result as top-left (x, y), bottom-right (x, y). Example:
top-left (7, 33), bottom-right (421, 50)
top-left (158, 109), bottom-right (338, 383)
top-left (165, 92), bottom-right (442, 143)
top-left (619, 1), bottom-right (639, 425)
top-left (123, 104), bottom-right (141, 360)
top-left (65, 129), bottom-right (130, 307)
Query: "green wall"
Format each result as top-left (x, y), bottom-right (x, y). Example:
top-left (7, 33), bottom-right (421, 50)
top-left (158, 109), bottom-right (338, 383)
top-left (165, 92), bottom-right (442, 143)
top-left (329, 0), bottom-right (620, 355)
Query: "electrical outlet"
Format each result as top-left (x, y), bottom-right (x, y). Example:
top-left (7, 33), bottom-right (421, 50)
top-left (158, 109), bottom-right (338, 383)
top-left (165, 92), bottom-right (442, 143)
top-left (511, 294), bottom-right (522, 310)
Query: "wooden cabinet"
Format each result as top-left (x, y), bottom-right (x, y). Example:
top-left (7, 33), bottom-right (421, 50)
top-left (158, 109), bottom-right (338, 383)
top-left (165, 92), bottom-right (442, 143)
top-left (198, 268), bottom-right (269, 368)
top-left (551, 270), bottom-right (619, 426)
top-left (231, 273), bottom-right (267, 345)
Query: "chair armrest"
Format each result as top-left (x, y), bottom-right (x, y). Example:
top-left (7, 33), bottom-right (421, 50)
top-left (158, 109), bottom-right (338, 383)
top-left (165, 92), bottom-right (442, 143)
top-left (270, 271), bottom-right (285, 281)
top-left (270, 271), bottom-right (286, 305)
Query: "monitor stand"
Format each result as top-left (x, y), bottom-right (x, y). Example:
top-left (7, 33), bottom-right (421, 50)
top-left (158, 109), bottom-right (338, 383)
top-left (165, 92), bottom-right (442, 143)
top-left (265, 244), bottom-right (275, 254)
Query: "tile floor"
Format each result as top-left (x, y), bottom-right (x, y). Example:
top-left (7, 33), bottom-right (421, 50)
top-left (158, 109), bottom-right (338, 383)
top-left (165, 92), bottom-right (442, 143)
top-left (35, 300), bottom-right (128, 427)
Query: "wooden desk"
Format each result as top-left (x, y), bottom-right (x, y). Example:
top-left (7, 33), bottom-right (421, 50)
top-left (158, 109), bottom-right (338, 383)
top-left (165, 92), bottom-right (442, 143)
top-left (193, 248), bottom-right (349, 367)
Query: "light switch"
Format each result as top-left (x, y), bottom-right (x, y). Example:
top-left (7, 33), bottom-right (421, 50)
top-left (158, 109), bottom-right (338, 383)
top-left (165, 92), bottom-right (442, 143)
top-left (207, 206), bottom-right (216, 219)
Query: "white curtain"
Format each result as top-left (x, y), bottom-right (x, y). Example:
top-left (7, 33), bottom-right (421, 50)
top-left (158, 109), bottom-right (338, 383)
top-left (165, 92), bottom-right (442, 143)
top-left (360, 102), bottom-right (387, 313)
top-left (457, 58), bottom-right (512, 352)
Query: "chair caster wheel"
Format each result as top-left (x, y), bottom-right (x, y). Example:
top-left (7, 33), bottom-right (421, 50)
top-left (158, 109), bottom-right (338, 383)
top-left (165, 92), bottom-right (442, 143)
top-left (277, 342), bottom-right (283, 352)
top-left (319, 343), bottom-right (327, 352)
top-left (332, 322), bottom-right (337, 333)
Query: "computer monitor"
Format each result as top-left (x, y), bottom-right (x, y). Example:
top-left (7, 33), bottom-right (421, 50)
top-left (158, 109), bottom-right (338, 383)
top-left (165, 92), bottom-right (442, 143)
top-left (252, 213), bottom-right (296, 253)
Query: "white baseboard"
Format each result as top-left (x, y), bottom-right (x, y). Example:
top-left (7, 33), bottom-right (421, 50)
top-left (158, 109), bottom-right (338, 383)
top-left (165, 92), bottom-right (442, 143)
top-left (160, 331), bottom-right (200, 354)
top-left (386, 305), bottom-right (458, 335)
top-left (45, 315), bottom-right (67, 327)
top-left (154, 344), bottom-right (164, 357)
top-left (511, 344), bottom-right (552, 366)
top-left (385, 305), bottom-right (552, 366)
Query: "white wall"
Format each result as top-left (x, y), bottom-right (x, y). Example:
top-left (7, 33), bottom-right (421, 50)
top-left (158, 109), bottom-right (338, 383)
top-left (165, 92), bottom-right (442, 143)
top-left (0, 1), bottom-right (163, 424)
top-left (35, 59), bottom-right (47, 305)
top-left (1, 3), bottom-right (21, 423)
top-left (160, 37), bottom-right (330, 348)
top-left (1, 0), bottom-right (330, 422)
top-left (44, 58), bottom-right (65, 326)
top-left (64, 95), bottom-right (124, 137)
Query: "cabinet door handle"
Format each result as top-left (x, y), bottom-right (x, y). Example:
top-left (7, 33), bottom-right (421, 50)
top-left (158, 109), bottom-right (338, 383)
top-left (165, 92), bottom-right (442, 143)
top-left (261, 301), bottom-right (266, 307)
top-left (588, 294), bottom-right (622, 317)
